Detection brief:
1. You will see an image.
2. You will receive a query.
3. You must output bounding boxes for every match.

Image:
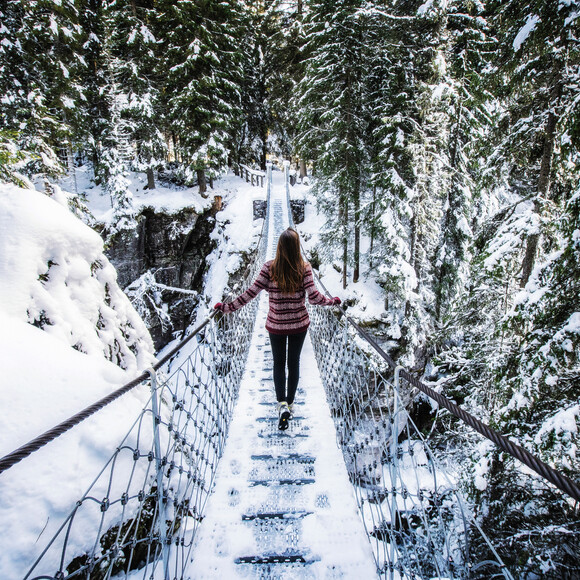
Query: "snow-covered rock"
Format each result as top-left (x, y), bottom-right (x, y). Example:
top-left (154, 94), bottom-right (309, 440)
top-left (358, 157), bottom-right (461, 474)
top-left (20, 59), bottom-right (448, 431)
top-left (0, 183), bottom-right (155, 373)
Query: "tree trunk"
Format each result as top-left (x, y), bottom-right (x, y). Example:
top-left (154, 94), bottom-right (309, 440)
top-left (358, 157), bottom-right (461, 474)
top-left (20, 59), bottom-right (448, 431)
top-left (435, 101), bottom-right (462, 321)
top-left (353, 182), bottom-right (360, 284)
top-left (197, 168), bottom-right (207, 198)
top-left (369, 185), bottom-right (376, 270)
top-left (261, 139), bottom-right (267, 171)
top-left (146, 167), bottom-right (155, 190)
top-left (299, 159), bottom-right (307, 181)
top-left (339, 190), bottom-right (348, 289)
top-left (172, 133), bottom-right (179, 163)
top-left (406, 210), bottom-right (418, 317)
top-left (520, 105), bottom-right (559, 287)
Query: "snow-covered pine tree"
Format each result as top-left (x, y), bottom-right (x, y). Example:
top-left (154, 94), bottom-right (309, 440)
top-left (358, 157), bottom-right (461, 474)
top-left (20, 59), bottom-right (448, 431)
top-left (477, 178), bottom-right (580, 580)
top-left (431, 0), bottom-right (493, 323)
top-left (293, 0), bottom-right (369, 288)
top-left (489, 0), bottom-right (578, 288)
top-left (237, 1), bottom-right (282, 169)
top-left (107, 0), bottom-right (165, 190)
top-left (77, 0), bottom-right (108, 169)
top-left (156, 0), bottom-right (245, 195)
top-left (238, 0), bottom-right (304, 169)
top-left (451, 3), bottom-right (580, 571)
top-left (363, 5), bottom-right (419, 340)
top-left (0, 0), bottom-right (86, 187)
top-left (94, 0), bottom-right (137, 235)
top-left (361, 0), bottom-right (449, 364)
top-left (430, 1), bottom-right (580, 572)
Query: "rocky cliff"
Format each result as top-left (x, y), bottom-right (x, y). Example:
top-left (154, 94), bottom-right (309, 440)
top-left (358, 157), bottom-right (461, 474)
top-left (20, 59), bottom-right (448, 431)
top-left (104, 205), bottom-right (218, 350)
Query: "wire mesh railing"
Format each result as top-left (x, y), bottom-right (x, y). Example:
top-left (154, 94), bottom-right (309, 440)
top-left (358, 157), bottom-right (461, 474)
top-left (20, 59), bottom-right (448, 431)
top-left (0, 174), bottom-right (272, 580)
top-left (20, 309), bottom-right (254, 580)
top-left (282, 161), bottom-right (579, 578)
top-left (307, 304), bottom-right (512, 579)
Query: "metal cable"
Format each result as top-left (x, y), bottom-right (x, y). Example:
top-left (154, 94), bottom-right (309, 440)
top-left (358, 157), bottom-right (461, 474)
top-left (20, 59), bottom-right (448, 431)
top-left (311, 269), bottom-right (580, 503)
top-left (0, 175), bottom-right (271, 477)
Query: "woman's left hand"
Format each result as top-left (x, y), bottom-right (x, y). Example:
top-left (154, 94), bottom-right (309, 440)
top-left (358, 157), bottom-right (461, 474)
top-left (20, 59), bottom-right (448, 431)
top-left (331, 297), bottom-right (341, 306)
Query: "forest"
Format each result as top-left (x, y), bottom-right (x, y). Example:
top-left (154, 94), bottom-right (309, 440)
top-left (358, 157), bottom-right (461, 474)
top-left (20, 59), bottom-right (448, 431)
top-left (0, 0), bottom-right (579, 576)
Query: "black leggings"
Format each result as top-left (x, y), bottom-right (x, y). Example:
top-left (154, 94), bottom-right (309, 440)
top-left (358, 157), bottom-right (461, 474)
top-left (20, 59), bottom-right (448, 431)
top-left (268, 331), bottom-right (307, 404)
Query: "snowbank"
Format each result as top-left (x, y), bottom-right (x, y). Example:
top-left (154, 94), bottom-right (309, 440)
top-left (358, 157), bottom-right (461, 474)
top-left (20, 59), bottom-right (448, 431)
top-left (0, 183), bottom-right (158, 576)
top-left (0, 184), bottom-right (155, 373)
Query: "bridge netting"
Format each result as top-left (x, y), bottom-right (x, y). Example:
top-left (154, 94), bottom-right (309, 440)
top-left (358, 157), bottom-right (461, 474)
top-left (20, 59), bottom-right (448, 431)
top-left (13, 204), bottom-right (268, 580)
top-left (0, 165), bottom-right (577, 579)
top-left (308, 303), bottom-right (508, 579)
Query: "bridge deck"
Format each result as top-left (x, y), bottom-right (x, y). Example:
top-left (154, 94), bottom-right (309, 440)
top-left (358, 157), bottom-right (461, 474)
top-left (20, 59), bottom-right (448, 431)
top-left (188, 174), bottom-right (376, 578)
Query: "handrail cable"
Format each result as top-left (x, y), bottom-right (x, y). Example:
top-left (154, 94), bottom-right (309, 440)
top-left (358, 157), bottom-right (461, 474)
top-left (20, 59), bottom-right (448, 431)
top-left (0, 315), bottom-right (219, 478)
top-left (312, 271), bottom-right (580, 504)
top-left (0, 179), bottom-right (270, 477)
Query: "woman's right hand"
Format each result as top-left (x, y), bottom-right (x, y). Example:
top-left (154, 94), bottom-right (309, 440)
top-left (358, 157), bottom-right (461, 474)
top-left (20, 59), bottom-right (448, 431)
top-left (214, 302), bottom-right (225, 312)
top-left (331, 297), bottom-right (341, 306)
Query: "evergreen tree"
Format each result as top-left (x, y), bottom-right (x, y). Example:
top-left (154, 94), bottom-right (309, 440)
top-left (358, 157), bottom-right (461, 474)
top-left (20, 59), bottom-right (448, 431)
top-left (107, 0), bottom-right (165, 190)
top-left (431, 0), bottom-right (492, 323)
top-left (237, 1), bottom-right (286, 169)
top-left (431, 1), bottom-right (580, 571)
top-left (77, 0), bottom-right (108, 172)
top-left (363, 5), bottom-right (419, 340)
top-left (489, 0), bottom-right (579, 287)
top-left (462, 183), bottom-right (580, 579)
top-left (361, 1), bottom-right (450, 362)
top-left (0, 0), bottom-right (86, 186)
top-left (294, 0), bottom-right (369, 288)
top-left (156, 0), bottom-right (245, 195)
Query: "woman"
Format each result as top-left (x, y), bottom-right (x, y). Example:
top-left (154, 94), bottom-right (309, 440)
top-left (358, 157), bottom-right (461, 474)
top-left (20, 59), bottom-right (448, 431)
top-left (214, 227), bottom-right (340, 430)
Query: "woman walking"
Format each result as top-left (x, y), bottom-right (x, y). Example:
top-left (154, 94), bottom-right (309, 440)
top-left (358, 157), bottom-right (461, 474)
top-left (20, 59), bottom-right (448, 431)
top-left (214, 228), bottom-right (340, 430)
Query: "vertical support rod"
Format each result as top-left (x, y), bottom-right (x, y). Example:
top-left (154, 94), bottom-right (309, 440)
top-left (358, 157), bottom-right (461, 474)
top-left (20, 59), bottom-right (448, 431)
top-left (388, 366), bottom-right (404, 580)
top-left (208, 318), bottom-right (225, 453)
top-left (147, 368), bottom-right (170, 580)
top-left (283, 160), bottom-right (290, 217)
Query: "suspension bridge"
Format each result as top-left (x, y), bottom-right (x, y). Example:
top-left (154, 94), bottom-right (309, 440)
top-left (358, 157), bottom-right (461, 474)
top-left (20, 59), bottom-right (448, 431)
top-left (0, 163), bottom-right (578, 579)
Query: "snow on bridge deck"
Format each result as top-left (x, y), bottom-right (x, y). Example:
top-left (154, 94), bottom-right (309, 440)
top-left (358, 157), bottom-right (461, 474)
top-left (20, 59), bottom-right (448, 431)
top-left (188, 173), bottom-right (376, 578)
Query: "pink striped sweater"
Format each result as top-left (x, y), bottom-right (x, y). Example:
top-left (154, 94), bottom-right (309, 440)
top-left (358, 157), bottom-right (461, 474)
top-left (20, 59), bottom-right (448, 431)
top-left (222, 260), bottom-right (336, 334)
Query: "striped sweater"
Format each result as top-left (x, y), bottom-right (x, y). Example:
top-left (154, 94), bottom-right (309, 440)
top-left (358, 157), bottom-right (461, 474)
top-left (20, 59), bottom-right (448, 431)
top-left (222, 260), bottom-right (335, 334)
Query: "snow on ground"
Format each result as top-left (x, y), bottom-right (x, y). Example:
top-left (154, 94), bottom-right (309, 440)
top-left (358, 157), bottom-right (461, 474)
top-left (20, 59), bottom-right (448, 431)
top-left (60, 164), bottom-right (214, 223)
top-left (0, 182), bottom-right (158, 577)
top-left (0, 310), bottom-right (152, 577)
top-left (0, 168), bottom-right (275, 577)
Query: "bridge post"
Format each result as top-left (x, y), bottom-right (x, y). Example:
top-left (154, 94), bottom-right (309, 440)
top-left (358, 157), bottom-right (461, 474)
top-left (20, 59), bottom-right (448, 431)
top-left (389, 366), bottom-right (405, 580)
top-left (266, 162), bottom-right (272, 199)
top-left (146, 368), bottom-right (170, 580)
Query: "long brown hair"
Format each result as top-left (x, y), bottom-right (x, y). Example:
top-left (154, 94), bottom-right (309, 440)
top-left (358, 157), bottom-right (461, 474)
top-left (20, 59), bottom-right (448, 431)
top-left (270, 228), bottom-right (305, 293)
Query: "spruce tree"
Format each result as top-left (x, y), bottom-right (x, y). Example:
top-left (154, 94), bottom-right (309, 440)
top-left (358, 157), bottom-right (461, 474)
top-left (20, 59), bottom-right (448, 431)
top-left (238, 1), bottom-right (287, 169)
top-left (362, 1), bottom-right (449, 361)
top-left (294, 0), bottom-right (368, 288)
top-left (489, 0), bottom-right (579, 287)
top-left (432, 0), bottom-right (493, 322)
top-left (156, 0), bottom-right (245, 195)
top-left (107, 0), bottom-right (165, 190)
top-left (0, 0), bottom-right (86, 187)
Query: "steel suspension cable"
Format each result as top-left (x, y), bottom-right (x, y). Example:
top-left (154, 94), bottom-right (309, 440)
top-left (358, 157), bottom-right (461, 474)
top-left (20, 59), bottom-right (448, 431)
top-left (0, 180), bottom-right (271, 477)
top-left (0, 313), bottom-right (216, 476)
top-left (311, 267), bottom-right (580, 504)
